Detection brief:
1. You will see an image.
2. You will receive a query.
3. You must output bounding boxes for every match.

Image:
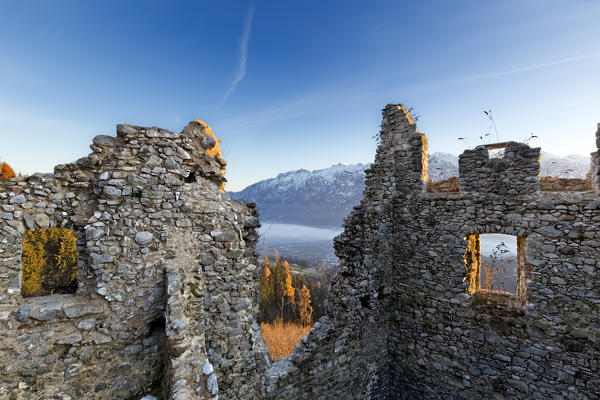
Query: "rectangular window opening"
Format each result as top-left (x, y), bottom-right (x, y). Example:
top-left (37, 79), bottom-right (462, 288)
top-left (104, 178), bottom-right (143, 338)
top-left (485, 143), bottom-right (507, 159)
top-left (21, 227), bottom-right (79, 297)
top-left (480, 234), bottom-right (517, 293)
top-left (465, 233), bottom-right (525, 299)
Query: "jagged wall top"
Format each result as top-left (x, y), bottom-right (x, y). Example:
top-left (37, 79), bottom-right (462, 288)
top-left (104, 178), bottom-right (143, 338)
top-left (363, 105), bottom-right (428, 204)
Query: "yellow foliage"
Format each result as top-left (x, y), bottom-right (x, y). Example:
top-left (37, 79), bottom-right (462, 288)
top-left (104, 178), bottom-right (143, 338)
top-left (193, 118), bottom-right (226, 191)
top-left (194, 118), bottom-right (223, 158)
top-left (463, 235), bottom-right (480, 295)
top-left (260, 322), bottom-right (311, 361)
top-left (297, 284), bottom-right (313, 326)
top-left (22, 228), bottom-right (78, 297)
top-left (0, 162), bottom-right (15, 179)
top-left (284, 273), bottom-right (295, 304)
top-left (22, 231), bottom-right (45, 296)
top-left (283, 260), bottom-right (290, 274)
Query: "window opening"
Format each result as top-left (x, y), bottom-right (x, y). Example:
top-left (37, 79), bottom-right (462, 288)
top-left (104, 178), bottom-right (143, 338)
top-left (465, 233), bottom-right (522, 295)
top-left (258, 251), bottom-right (315, 361)
top-left (21, 228), bottom-right (78, 297)
top-left (485, 143), bottom-right (507, 159)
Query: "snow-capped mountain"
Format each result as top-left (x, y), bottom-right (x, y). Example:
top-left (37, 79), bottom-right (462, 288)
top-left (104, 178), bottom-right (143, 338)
top-left (539, 151), bottom-right (589, 178)
top-left (429, 152), bottom-right (459, 180)
top-left (230, 163), bottom-right (368, 229)
top-left (230, 152), bottom-right (590, 229)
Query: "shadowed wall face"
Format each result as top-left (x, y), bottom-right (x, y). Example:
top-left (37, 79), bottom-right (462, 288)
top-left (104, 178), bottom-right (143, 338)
top-left (385, 105), bottom-right (600, 399)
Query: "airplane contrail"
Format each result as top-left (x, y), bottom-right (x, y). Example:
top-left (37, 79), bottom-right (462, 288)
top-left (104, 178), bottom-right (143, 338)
top-left (220, 6), bottom-right (255, 108)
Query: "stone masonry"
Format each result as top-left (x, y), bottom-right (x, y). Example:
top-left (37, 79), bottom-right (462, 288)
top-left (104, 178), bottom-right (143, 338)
top-left (1, 106), bottom-right (599, 399)
top-left (0, 120), bottom-right (266, 399)
top-left (383, 105), bottom-right (600, 399)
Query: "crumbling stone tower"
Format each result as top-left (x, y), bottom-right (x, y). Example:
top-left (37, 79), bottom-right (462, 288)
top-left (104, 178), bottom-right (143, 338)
top-left (0, 121), bottom-right (268, 399)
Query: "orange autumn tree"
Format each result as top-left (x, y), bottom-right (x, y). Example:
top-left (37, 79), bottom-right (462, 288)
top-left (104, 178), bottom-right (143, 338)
top-left (262, 254), bottom-right (296, 323)
top-left (0, 162), bottom-right (15, 179)
top-left (281, 265), bottom-right (295, 322)
top-left (260, 253), bottom-right (313, 324)
top-left (297, 284), bottom-right (313, 326)
top-left (258, 252), bottom-right (324, 360)
top-left (258, 251), bottom-right (330, 325)
top-left (22, 228), bottom-right (78, 297)
top-left (259, 254), bottom-right (274, 318)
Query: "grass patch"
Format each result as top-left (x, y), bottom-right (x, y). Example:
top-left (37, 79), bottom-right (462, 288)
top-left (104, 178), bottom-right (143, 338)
top-left (261, 322), bottom-right (311, 361)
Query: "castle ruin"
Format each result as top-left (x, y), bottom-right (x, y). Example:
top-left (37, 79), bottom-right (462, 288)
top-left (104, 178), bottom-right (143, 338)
top-left (0, 105), bottom-right (599, 399)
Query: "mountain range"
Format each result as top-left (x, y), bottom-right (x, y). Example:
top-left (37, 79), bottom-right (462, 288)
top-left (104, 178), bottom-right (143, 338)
top-left (230, 151), bottom-right (590, 229)
top-left (230, 163), bottom-right (367, 229)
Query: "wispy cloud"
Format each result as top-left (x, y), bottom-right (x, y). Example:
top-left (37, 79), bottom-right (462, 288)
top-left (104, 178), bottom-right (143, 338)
top-left (217, 84), bottom-right (380, 130)
top-left (218, 53), bottom-right (600, 129)
top-left (417, 54), bottom-right (600, 90)
top-left (219, 94), bottom-right (334, 129)
top-left (220, 6), bottom-right (255, 108)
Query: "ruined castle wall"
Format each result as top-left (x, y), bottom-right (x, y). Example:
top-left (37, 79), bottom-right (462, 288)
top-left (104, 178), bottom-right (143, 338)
top-left (162, 194), bottom-right (269, 400)
top-left (261, 106), bottom-right (427, 399)
top-left (590, 123), bottom-right (600, 194)
top-left (0, 113), bottom-right (397, 400)
top-left (3, 104), bottom-right (598, 400)
top-left (379, 106), bottom-right (600, 399)
top-left (0, 121), bottom-right (263, 400)
top-left (261, 214), bottom-right (392, 400)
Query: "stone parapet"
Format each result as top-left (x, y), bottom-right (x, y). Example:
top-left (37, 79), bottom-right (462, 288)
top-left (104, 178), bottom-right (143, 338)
top-left (459, 141), bottom-right (541, 195)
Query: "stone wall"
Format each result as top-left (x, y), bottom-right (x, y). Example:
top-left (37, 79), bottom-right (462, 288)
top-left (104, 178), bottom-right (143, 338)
top-left (0, 120), bottom-right (264, 399)
top-left (379, 105), bottom-right (600, 399)
top-left (590, 123), bottom-right (600, 194)
top-left (0, 112), bottom-right (397, 399)
top-left (2, 105), bottom-right (599, 400)
top-left (236, 105), bottom-right (419, 399)
top-left (459, 142), bottom-right (541, 195)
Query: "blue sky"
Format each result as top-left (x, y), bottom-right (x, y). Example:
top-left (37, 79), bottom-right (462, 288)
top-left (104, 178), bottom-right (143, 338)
top-left (1, 0), bottom-right (599, 191)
